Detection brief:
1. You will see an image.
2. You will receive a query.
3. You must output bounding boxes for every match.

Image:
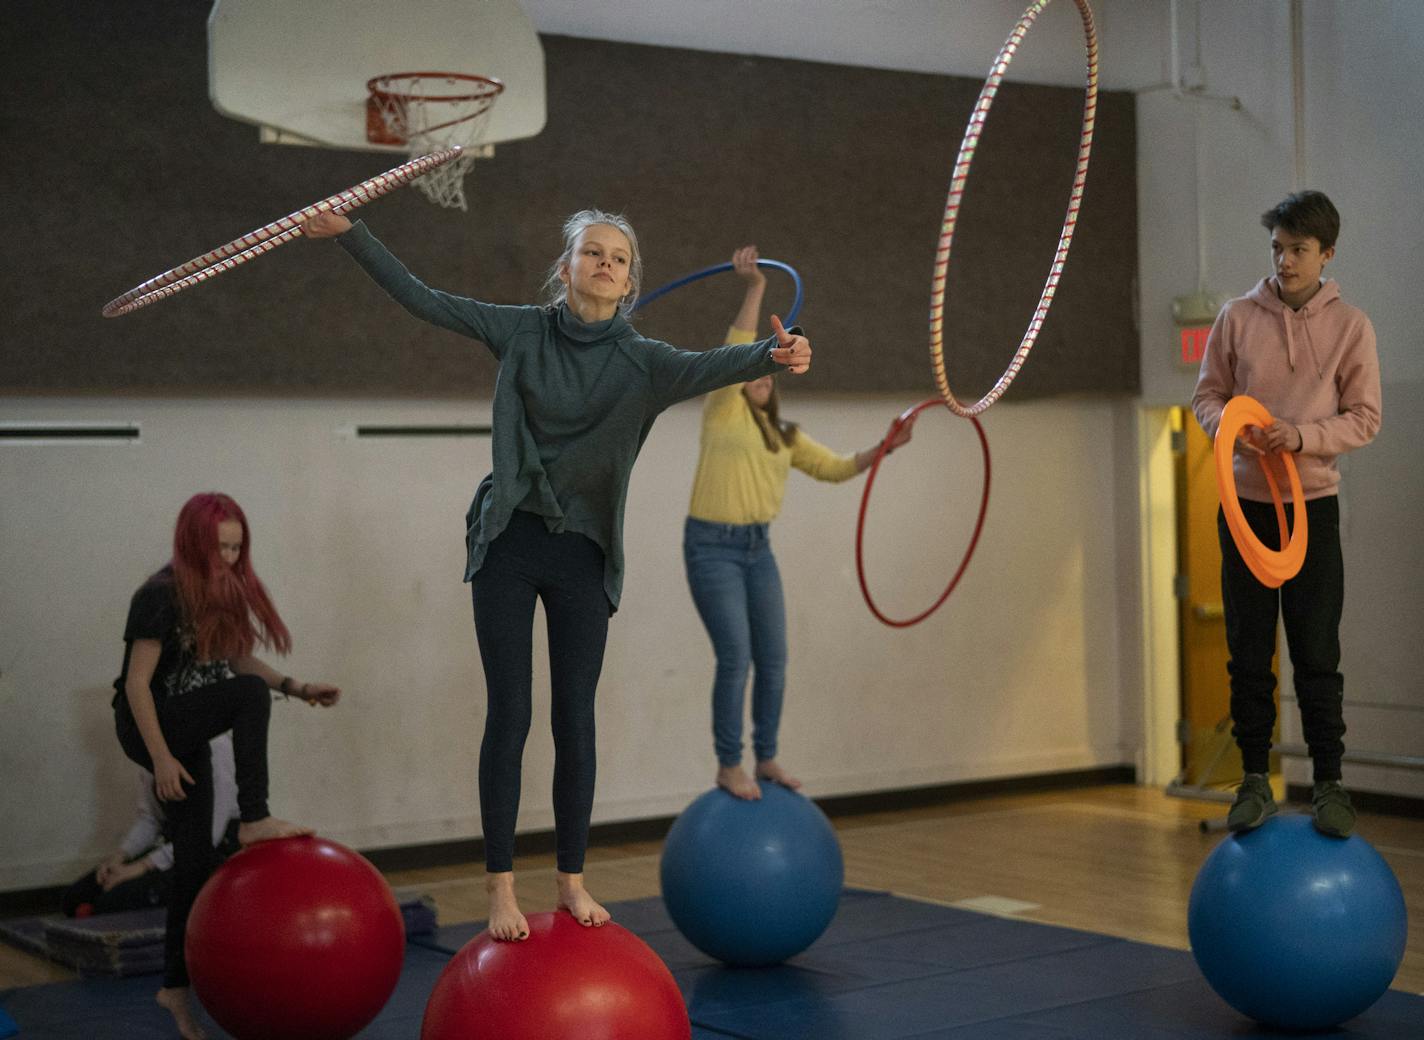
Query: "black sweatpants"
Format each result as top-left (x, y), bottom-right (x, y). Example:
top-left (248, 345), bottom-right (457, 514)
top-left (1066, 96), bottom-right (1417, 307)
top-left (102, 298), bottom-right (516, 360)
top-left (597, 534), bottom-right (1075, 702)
top-left (472, 509), bottom-right (610, 874)
top-left (115, 673), bottom-right (272, 988)
top-left (1218, 494), bottom-right (1346, 781)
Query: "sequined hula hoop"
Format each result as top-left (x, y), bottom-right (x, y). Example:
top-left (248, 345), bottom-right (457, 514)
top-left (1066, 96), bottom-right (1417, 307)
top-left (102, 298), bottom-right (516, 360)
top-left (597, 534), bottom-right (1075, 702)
top-left (929, 0), bottom-right (1099, 416)
top-left (101, 147), bottom-right (463, 318)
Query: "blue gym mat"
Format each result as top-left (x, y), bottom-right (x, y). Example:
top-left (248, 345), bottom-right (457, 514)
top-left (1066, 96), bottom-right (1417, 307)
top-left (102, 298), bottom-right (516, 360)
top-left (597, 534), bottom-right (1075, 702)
top-left (6, 888), bottom-right (1423, 1038)
top-left (0, 895), bottom-right (437, 981)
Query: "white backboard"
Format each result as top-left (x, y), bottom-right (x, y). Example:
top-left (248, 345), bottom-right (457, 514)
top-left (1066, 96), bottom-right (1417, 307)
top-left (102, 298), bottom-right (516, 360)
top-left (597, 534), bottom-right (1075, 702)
top-left (209, 0), bottom-right (546, 153)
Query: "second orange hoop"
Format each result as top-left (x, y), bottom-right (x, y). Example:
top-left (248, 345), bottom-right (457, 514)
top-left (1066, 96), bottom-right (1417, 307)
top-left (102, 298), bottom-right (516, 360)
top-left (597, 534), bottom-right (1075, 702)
top-left (1213, 395), bottom-right (1308, 589)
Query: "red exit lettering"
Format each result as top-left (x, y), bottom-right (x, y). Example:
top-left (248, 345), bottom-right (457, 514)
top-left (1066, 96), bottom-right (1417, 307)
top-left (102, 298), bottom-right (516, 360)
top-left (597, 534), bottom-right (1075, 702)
top-left (1180, 326), bottom-right (1210, 366)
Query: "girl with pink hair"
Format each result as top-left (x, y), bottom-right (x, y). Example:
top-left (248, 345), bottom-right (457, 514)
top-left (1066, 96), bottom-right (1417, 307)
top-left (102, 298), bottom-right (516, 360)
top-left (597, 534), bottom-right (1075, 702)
top-left (112, 492), bottom-right (341, 1039)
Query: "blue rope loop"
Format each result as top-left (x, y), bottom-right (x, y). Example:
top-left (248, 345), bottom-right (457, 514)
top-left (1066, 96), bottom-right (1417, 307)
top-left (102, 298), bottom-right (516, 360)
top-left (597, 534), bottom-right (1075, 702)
top-left (633, 259), bottom-right (804, 326)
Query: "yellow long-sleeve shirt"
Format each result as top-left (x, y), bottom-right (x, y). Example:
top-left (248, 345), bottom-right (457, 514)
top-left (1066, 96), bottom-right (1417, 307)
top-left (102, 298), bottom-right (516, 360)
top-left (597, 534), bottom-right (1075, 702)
top-left (687, 327), bottom-right (860, 524)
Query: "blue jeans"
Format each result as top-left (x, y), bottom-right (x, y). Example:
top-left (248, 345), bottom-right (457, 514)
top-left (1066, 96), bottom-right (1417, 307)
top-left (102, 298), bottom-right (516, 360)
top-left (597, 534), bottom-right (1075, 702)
top-left (683, 517), bottom-right (788, 767)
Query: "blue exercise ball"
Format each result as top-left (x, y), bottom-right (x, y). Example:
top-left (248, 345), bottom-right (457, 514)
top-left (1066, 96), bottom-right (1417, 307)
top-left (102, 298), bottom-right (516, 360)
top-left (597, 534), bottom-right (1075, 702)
top-left (1188, 814), bottom-right (1407, 1031)
top-left (660, 781), bottom-right (843, 966)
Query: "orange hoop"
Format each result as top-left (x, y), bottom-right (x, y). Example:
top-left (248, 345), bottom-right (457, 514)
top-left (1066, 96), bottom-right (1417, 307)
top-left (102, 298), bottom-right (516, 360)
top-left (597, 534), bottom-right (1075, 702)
top-left (1213, 395), bottom-right (1308, 589)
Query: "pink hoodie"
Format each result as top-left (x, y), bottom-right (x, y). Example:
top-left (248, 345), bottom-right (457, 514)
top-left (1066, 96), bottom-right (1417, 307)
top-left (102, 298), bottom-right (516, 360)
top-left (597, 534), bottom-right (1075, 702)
top-left (1192, 277), bottom-right (1381, 503)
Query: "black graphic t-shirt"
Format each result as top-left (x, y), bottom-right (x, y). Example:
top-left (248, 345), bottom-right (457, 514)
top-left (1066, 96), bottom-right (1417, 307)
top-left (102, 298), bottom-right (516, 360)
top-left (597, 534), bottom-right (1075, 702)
top-left (112, 566), bottom-right (233, 709)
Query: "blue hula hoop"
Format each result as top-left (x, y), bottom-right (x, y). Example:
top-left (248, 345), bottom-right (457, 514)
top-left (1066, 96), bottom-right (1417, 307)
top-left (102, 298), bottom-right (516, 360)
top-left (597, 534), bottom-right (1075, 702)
top-left (633, 259), bottom-right (803, 325)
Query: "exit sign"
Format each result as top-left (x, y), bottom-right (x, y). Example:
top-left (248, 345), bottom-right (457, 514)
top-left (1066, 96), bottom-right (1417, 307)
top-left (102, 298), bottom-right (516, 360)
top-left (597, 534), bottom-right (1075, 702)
top-left (1180, 326), bottom-right (1210, 367)
top-left (1173, 292), bottom-right (1228, 370)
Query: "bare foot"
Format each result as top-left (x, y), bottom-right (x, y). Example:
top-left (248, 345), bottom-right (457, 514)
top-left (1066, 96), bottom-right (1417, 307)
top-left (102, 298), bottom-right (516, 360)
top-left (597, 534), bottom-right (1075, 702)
top-left (756, 759), bottom-right (802, 791)
top-left (156, 987), bottom-right (208, 1040)
top-left (717, 764), bottom-right (762, 800)
top-left (237, 816), bottom-right (313, 846)
top-left (486, 872), bottom-right (529, 941)
top-left (557, 872), bottom-right (610, 928)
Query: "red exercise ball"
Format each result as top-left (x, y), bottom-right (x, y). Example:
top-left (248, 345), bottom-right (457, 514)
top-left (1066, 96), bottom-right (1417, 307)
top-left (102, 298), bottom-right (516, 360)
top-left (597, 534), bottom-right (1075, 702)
top-left (421, 911), bottom-right (690, 1040)
top-left (187, 835), bottom-right (405, 1040)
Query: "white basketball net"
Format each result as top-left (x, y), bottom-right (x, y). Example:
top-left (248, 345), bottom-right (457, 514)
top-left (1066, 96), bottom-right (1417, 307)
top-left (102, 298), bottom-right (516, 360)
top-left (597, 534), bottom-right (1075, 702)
top-left (368, 73), bottom-right (503, 211)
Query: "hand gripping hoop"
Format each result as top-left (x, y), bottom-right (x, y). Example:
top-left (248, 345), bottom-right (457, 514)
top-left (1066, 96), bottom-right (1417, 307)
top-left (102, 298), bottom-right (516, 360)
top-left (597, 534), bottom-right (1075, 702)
top-left (856, 400), bottom-right (992, 627)
top-left (929, 0), bottom-right (1099, 416)
top-left (1214, 395), bottom-right (1308, 589)
top-left (101, 148), bottom-right (464, 318)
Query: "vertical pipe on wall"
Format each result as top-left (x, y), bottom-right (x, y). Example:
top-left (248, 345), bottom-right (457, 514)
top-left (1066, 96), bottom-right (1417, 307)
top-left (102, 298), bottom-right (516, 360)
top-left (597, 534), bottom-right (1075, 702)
top-left (1162, 0), bottom-right (1241, 297)
top-left (1191, 4), bottom-right (1207, 294)
top-left (1169, 0), bottom-right (1206, 295)
top-left (1168, 0), bottom-right (1181, 97)
top-left (1291, 0), bottom-right (1306, 189)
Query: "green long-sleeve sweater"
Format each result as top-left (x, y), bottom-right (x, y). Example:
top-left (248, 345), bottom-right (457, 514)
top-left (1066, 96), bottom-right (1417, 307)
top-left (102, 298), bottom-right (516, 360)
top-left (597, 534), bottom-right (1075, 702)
top-left (338, 221), bottom-right (783, 609)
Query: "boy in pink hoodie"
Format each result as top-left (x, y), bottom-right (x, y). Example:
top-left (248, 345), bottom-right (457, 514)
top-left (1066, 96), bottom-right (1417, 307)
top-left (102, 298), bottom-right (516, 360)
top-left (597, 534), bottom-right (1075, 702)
top-left (1192, 190), bottom-right (1381, 838)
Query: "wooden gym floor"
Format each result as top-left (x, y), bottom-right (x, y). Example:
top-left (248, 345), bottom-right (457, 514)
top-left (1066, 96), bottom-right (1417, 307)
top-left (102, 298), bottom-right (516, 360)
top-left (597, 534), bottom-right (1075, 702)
top-left (3, 783), bottom-right (1420, 995)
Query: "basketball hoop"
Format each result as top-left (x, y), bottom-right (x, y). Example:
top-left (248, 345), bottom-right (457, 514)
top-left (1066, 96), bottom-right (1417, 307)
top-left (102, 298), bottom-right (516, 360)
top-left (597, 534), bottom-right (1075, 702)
top-left (367, 72), bottom-right (504, 211)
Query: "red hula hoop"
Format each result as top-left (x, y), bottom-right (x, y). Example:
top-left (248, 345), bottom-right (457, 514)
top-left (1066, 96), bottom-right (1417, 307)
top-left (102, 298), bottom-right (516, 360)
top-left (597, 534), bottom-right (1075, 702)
top-left (855, 399), bottom-right (992, 627)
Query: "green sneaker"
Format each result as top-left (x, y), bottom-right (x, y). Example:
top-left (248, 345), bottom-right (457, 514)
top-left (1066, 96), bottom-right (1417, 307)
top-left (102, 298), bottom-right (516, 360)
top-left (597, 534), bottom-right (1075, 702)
top-left (1312, 781), bottom-right (1356, 838)
top-left (1227, 773), bottom-right (1277, 832)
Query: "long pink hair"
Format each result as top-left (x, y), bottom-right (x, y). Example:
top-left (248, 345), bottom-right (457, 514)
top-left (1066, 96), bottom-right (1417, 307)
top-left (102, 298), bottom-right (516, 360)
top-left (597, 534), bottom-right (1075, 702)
top-left (170, 493), bottom-right (291, 661)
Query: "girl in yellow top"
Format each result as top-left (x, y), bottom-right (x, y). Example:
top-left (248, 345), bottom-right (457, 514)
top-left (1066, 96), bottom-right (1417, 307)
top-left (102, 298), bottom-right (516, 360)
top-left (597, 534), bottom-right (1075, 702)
top-left (685, 247), bottom-right (915, 799)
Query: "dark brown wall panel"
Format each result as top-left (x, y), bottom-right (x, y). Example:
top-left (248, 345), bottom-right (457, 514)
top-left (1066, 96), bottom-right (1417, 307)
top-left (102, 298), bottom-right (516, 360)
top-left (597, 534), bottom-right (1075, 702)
top-left (1, 1), bottom-right (1137, 398)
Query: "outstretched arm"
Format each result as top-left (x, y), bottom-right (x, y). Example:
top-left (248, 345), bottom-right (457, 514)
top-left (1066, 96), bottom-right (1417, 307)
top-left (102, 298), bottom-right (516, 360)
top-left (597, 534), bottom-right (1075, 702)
top-left (651, 316), bottom-right (812, 406)
top-left (232, 655), bottom-right (341, 707)
top-left (852, 414), bottom-right (917, 473)
top-left (302, 213), bottom-right (526, 357)
top-left (790, 413), bottom-right (917, 484)
top-left (729, 245), bottom-right (766, 338)
top-left (100, 854), bottom-right (161, 891)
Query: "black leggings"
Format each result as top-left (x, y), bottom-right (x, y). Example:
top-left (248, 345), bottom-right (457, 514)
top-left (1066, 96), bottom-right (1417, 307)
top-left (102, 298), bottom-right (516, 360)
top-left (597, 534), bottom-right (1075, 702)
top-left (115, 673), bottom-right (272, 988)
top-left (473, 509), bottom-right (610, 874)
top-left (1218, 495), bottom-right (1345, 780)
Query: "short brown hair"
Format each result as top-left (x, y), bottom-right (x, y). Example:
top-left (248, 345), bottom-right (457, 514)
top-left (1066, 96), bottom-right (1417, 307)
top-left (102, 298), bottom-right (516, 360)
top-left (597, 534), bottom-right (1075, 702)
top-left (1261, 191), bottom-right (1340, 250)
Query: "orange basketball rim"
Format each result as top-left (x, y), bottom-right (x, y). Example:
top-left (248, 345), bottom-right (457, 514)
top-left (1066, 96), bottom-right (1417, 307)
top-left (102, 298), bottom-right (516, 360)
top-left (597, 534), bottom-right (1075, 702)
top-left (1213, 395), bottom-right (1308, 589)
